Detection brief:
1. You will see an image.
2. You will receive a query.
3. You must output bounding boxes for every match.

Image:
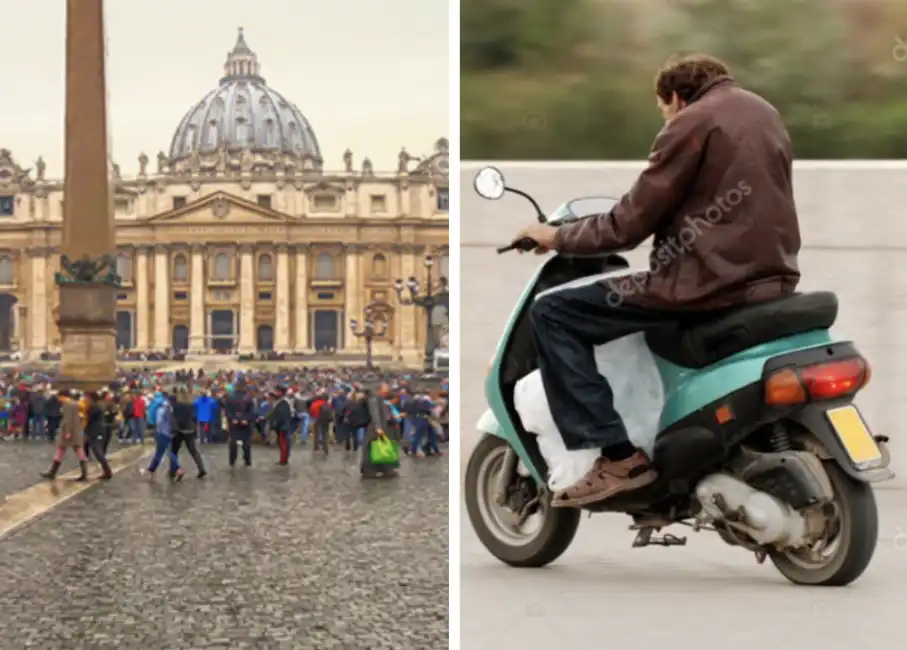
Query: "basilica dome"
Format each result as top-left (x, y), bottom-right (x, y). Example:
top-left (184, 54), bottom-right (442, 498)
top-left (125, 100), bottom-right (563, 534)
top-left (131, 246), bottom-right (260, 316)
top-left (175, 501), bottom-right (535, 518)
top-left (167, 29), bottom-right (322, 164)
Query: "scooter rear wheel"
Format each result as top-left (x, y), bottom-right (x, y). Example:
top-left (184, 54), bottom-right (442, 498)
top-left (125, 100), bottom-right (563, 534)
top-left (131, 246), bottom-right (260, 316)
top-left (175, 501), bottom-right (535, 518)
top-left (769, 461), bottom-right (878, 586)
top-left (465, 434), bottom-right (580, 567)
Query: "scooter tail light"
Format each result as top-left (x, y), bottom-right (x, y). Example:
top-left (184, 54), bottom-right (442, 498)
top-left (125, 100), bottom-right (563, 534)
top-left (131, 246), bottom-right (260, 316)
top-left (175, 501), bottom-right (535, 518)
top-left (764, 368), bottom-right (807, 405)
top-left (800, 357), bottom-right (869, 400)
top-left (764, 357), bottom-right (869, 405)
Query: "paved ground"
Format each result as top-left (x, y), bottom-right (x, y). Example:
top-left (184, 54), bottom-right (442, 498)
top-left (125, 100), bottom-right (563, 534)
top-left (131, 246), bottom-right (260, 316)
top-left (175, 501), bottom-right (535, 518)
top-left (459, 165), bottom-right (907, 650)
top-left (0, 443), bottom-right (448, 650)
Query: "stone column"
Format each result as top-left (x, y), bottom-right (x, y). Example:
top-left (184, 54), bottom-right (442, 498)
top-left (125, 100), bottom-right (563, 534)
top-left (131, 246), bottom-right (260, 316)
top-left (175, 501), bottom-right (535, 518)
top-left (294, 245), bottom-right (308, 351)
top-left (398, 246), bottom-right (420, 365)
top-left (11, 303), bottom-right (20, 350)
top-left (189, 244), bottom-right (205, 352)
top-left (57, 0), bottom-right (117, 389)
top-left (135, 245), bottom-right (150, 349)
top-left (29, 248), bottom-right (48, 352)
top-left (344, 245), bottom-right (360, 350)
top-left (275, 244), bottom-right (290, 351)
top-left (153, 245), bottom-right (169, 351)
top-left (239, 245), bottom-right (255, 353)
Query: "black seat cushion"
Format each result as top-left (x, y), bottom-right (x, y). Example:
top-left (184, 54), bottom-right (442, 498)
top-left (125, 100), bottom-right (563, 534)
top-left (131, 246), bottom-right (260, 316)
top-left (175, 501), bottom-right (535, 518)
top-left (645, 292), bottom-right (839, 369)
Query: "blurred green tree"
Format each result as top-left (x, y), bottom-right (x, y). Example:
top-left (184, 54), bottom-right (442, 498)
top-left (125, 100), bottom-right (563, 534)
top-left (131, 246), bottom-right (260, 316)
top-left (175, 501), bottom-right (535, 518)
top-left (461, 0), bottom-right (907, 159)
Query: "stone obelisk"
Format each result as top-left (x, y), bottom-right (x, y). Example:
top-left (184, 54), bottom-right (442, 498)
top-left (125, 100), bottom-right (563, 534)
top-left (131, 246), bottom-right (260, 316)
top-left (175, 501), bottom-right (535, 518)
top-left (55, 0), bottom-right (118, 390)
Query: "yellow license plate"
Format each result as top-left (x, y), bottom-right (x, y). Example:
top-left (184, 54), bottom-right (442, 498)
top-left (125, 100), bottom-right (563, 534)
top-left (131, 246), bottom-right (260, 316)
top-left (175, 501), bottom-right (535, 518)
top-left (826, 405), bottom-right (881, 466)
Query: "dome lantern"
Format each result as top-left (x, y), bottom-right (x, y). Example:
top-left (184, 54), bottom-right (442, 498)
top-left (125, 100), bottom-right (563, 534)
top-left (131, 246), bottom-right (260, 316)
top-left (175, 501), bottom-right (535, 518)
top-left (221, 27), bottom-right (264, 85)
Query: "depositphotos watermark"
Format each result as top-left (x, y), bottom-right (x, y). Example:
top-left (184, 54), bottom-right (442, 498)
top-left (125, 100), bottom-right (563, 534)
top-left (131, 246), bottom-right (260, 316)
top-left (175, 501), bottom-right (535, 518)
top-left (605, 179), bottom-right (753, 306)
top-left (894, 36), bottom-right (907, 63)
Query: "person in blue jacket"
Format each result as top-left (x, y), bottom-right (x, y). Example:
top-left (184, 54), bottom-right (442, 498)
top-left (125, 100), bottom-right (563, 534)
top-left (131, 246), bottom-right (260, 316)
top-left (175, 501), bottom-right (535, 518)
top-left (146, 390), bottom-right (166, 432)
top-left (193, 390), bottom-right (215, 444)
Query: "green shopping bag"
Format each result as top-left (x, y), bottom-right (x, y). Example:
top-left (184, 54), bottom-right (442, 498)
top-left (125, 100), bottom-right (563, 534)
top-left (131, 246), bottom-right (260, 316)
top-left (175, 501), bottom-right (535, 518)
top-left (369, 434), bottom-right (399, 465)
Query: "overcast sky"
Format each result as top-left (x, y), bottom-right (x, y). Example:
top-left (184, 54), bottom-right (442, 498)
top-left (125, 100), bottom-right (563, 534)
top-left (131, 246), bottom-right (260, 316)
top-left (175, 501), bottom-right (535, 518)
top-left (0, 0), bottom-right (449, 177)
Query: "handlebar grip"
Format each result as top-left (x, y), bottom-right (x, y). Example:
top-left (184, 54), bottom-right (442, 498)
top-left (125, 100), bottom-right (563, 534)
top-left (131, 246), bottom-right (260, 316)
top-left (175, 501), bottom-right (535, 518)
top-left (497, 237), bottom-right (538, 254)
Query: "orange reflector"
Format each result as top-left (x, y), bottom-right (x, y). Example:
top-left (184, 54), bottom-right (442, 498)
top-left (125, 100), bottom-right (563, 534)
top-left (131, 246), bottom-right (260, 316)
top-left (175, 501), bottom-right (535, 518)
top-left (715, 405), bottom-right (733, 424)
top-left (765, 368), bottom-right (807, 405)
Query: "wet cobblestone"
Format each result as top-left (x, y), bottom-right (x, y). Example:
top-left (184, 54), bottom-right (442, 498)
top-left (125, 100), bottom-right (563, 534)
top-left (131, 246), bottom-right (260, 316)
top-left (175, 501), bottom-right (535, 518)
top-left (0, 439), bottom-right (91, 499)
top-left (0, 445), bottom-right (448, 649)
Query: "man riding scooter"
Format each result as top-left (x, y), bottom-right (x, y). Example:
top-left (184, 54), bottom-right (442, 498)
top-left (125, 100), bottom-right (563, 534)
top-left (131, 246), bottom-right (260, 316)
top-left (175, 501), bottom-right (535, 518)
top-left (511, 54), bottom-right (801, 508)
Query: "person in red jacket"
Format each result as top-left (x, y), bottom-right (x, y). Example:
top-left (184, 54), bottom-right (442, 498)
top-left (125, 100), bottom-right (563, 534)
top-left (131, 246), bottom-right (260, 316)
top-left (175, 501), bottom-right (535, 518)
top-left (308, 392), bottom-right (332, 455)
top-left (130, 391), bottom-right (147, 444)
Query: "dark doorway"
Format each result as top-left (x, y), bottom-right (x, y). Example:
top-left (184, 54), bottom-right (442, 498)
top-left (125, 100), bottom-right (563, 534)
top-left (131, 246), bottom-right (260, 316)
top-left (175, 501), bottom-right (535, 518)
top-left (257, 324), bottom-right (274, 351)
top-left (0, 293), bottom-right (16, 351)
top-left (172, 324), bottom-right (189, 353)
top-left (312, 310), bottom-right (340, 351)
top-left (116, 311), bottom-right (133, 350)
top-left (211, 310), bottom-right (235, 353)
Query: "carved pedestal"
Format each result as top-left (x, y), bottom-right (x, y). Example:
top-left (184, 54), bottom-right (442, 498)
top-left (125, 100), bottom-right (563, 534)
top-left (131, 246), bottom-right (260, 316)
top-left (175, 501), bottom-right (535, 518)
top-left (56, 283), bottom-right (117, 390)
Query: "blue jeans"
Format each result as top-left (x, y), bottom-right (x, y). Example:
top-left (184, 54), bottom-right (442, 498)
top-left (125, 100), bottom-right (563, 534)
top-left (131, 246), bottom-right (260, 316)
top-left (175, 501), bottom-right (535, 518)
top-left (30, 416), bottom-right (46, 439)
top-left (147, 432), bottom-right (180, 473)
top-left (130, 418), bottom-right (145, 443)
top-left (298, 414), bottom-right (310, 443)
top-left (411, 418), bottom-right (440, 455)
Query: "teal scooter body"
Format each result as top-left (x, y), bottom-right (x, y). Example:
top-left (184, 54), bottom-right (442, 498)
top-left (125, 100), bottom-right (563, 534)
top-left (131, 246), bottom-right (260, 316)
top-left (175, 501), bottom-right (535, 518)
top-left (480, 258), bottom-right (837, 487)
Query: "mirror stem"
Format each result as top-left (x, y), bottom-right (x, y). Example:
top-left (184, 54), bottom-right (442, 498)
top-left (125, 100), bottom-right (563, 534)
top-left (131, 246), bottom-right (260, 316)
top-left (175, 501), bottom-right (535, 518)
top-left (505, 188), bottom-right (547, 223)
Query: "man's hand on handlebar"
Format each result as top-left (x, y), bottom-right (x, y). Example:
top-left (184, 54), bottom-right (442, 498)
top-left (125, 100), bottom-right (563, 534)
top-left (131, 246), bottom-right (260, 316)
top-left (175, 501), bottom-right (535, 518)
top-left (501, 223), bottom-right (558, 255)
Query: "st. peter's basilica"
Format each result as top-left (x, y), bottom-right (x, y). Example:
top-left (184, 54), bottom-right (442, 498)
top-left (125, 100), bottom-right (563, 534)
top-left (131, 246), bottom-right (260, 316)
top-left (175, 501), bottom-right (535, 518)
top-left (0, 29), bottom-right (449, 365)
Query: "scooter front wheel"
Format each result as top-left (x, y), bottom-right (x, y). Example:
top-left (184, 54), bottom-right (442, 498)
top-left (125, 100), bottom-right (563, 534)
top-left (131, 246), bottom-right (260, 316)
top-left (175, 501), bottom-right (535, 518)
top-left (465, 434), bottom-right (580, 567)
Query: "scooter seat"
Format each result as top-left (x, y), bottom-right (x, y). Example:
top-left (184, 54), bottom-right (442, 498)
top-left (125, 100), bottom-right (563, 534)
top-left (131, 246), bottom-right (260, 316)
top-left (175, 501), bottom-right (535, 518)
top-left (645, 291), bottom-right (839, 369)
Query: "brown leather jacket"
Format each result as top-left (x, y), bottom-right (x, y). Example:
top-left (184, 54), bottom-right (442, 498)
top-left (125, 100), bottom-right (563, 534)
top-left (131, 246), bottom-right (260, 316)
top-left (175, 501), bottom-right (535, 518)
top-left (554, 76), bottom-right (801, 311)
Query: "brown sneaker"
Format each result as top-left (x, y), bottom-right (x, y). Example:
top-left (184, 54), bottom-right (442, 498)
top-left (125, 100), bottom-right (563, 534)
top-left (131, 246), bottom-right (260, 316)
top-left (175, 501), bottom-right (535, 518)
top-left (551, 452), bottom-right (657, 508)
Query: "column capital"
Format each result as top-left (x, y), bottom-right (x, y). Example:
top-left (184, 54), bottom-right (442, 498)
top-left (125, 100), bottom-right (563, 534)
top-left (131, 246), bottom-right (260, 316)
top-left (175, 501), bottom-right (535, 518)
top-left (135, 244), bottom-right (152, 255)
top-left (189, 243), bottom-right (206, 254)
top-left (293, 243), bottom-right (310, 255)
top-left (344, 243), bottom-right (362, 254)
top-left (152, 243), bottom-right (169, 255)
top-left (275, 243), bottom-right (290, 254)
top-left (238, 243), bottom-right (254, 255)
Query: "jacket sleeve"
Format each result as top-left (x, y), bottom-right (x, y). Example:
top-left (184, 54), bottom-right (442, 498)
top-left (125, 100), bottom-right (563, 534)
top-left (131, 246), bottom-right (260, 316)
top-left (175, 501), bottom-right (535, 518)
top-left (554, 110), bottom-right (711, 255)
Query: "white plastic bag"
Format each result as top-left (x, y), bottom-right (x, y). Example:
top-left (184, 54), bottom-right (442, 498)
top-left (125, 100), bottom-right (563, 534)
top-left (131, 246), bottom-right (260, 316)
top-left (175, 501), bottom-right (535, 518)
top-left (513, 332), bottom-right (665, 491)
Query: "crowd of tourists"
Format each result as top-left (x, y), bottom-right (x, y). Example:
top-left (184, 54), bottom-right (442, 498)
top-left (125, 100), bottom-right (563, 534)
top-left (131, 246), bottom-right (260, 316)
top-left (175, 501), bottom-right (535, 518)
top-left (0, 366), bottom-right (448, 481)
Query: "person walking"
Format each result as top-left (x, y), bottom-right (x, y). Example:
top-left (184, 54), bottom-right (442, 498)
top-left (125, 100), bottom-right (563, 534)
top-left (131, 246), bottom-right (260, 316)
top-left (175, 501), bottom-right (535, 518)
top-left (40, 389), bottom-right (94, 481)
top-left (172, 385), bottom-right (206, 478)
top-left (270, 387), bottom-right (294, 465)
top-left (141, 388), bottom-right (184, 481)
top-left (82, 391), bottom-right (114, 479)
top-left (129, 389), bottom-right (146, 444)
top-left (309, 391), bottom-right (332, 456)
top-left (224, 381), bottom-right (256, 467)
top-left (360, 384), bottom-right (401, 478)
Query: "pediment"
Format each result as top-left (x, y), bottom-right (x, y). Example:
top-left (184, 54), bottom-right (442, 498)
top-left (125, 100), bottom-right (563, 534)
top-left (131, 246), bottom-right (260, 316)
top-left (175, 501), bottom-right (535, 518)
top-left (303, 180), bottom-right (345, 197)
top-left (145, 191), bottom-right (291, 224)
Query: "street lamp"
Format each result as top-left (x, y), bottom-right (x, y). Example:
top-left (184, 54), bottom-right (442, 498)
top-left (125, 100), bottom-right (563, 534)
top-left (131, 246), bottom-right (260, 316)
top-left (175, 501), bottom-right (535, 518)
top-left (395, 254), bottom-right (449, 373)
top-left (349, 305), bottom-right (387, 369)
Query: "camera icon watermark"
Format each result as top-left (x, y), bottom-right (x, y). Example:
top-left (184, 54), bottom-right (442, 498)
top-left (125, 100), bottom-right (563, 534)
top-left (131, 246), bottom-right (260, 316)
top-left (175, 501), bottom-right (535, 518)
top-left (893, 526), bottom-right (907, 551)
top-left (894, 36), bottom-right (907, 63)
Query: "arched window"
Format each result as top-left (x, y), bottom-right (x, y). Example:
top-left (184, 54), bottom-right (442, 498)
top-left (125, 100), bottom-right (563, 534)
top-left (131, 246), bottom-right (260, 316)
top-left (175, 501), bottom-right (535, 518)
top-left (0, 256), bottom-right (13, 285)
top-left (371, 253), bottom-right (387, 278)
top-left (315, 253), bottom-right (335, 280)
top-left (172, 253), bottom-right (189, 283)
top-left (258, 253), bottom-right (274, 281)
top-left (440, 255), bottom-right (449, 280)
top-left (116, 253), bottom-right (133, 283)
top-left (213, 253), bottom-right (231, 281)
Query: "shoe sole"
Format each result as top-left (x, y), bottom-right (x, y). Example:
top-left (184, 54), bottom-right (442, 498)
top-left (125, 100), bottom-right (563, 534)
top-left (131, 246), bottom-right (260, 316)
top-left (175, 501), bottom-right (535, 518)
top-left (552, 469), bottom-right (659, 509)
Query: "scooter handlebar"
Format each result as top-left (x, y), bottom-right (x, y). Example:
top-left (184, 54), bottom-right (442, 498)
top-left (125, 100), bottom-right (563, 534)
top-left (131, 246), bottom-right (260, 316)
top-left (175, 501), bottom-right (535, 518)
top-left (497, 237), bottom-right (539, 254)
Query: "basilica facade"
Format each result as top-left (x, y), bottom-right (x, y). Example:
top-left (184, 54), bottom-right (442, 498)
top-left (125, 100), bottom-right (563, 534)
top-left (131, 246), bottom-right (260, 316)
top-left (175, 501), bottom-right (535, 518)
top-left (0, 29), bottom-right (449, 365)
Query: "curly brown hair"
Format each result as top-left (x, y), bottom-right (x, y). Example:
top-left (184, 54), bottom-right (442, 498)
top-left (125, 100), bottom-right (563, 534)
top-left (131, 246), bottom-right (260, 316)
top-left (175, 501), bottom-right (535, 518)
top-left (655, 54), bottom-right (731, 104)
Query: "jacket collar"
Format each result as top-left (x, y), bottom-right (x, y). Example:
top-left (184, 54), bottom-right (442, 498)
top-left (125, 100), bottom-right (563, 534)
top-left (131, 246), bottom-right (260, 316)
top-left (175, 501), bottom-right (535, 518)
top-left (688, 75), bottom-right (737, 104)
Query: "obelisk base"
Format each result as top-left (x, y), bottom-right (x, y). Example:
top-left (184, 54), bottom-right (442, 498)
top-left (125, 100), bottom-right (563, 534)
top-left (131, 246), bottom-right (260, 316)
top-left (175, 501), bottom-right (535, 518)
top-left (56, 283), bottom-right (117, 391)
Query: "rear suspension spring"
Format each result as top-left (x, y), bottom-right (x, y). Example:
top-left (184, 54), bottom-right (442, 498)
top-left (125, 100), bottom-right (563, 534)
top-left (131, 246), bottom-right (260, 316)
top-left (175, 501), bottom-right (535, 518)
top-left (769, 423), bottom-right (792, 452)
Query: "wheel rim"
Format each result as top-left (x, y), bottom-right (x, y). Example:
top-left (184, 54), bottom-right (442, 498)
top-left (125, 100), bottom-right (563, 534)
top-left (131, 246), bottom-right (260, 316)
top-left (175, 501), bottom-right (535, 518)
top-left (781, 501), bottom-right (846, 570)
top-left (474, 445), bottom-right (547, 547)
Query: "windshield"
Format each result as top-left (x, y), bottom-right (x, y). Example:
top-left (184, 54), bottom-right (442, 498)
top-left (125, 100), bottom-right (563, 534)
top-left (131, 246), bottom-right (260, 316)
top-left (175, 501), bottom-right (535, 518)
top-left (547, 196), bottom-right (618, 224)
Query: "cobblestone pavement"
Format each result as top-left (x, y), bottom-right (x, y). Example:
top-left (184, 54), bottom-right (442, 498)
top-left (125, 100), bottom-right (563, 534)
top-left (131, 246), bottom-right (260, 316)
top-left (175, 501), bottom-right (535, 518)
top-left (0, 444), bottom-right (448, 650)
top-left (459, 169), bottom-right (907, 650)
